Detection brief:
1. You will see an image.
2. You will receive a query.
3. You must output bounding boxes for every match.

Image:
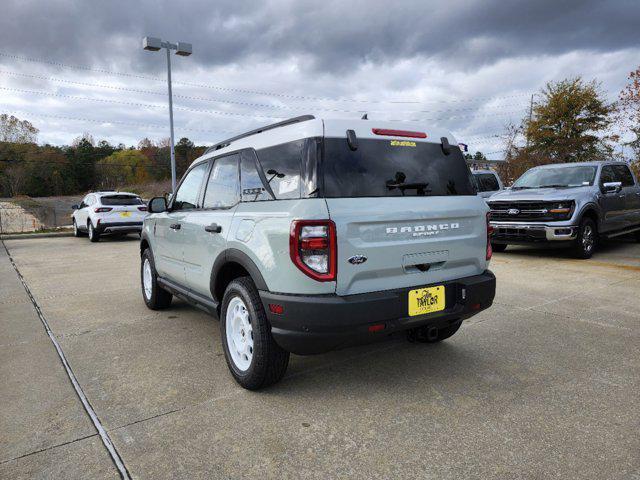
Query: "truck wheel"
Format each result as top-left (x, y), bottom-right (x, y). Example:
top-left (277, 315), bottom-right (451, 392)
top-left (572, 217), bottom-right (597, 259)
top-left (220, 277), bottom-right (289, 390)
top-left (491, 243), bottom-right (507, 253)
top-left (407, 320), bottom-right (462, 343)
top-left (141, 249), bottom-right (172, 309)
top-left (88, 221), bottom-right (100, 242)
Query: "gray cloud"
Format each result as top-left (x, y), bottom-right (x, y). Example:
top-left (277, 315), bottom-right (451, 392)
top-left (0, 0), bottom-right (638, 155)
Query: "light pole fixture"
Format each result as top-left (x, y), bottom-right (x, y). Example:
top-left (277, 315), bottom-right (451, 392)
top-left (143, 36), bottom-right (192, 193)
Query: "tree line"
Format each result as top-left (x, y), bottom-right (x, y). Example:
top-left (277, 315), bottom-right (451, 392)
top-left (0, 120), bottom-right (206, 197)
top-left (1, 66), bottom-right (640, 197)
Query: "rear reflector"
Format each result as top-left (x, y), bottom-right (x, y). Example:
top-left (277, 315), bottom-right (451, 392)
top-left (368, 323), bottom-right (386, 333)
top-left (372, 128), bottom-right (427, 139)
top-left (268, 303), bottom-right (284, 315)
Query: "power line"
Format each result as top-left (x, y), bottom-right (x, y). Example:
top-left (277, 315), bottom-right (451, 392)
top-left (0, 51), bottom-right (532, 105)
top-left (0, 86), bottom-right (529, 123)
top-left (0, 70), bottom-right (530, 115)
top-left (0, 109), bottom-right (233, 136)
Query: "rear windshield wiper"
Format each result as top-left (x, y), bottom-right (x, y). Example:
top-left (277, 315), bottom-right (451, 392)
top-left (537, 184), bottom-right (570, 188)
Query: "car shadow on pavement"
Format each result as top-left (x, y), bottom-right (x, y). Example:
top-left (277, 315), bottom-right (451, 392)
top-left (496, 235), bottom-right (636, 260)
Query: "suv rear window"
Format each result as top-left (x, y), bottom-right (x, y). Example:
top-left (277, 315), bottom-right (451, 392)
top-left (100, 195), bottom-right (143, 206)
top-left (322, 138), bottom-right (475, 197)
top-left (473, 173), bottom-right (500, 192)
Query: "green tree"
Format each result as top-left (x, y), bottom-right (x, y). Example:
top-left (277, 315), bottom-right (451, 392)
top-left (525, 77), bottom-right (616, 163)
top-left (618, 65), bottom-right (640, 177)
top-left (96, 150), bottom-right (151, 188)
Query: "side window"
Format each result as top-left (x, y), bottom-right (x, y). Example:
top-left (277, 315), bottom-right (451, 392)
top-left (241, 151), bottom-right (270, 202)
top-left (173, 162), bottom-right (208, 210)
top-left (600, 166), bottom-right (617, 184)
top-left (203, 154), bottom-right (240, 209)
top-left (255, 140), bottom-right (303, 200)
top-left (87, 195), bottom-right (95, 206)
top-left (613, 165), bottom-right (635, 187)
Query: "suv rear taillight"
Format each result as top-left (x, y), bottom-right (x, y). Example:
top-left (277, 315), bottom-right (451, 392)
top-left (486, 212), bottom-right (494, 260)
top-left (290, 220), bottom-right (336, 282)
top-left (94, 207), bottom-right (112, 213)
top-left (138, 206), bottom-right (147, 211)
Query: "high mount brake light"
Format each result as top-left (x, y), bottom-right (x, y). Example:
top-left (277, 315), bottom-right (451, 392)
top-left (372, 128), bottom-right (427, 139)
top-left (486, 212), bottom-right (494, 261)
top-left (94, 207), bottom-right (112, 213)
top-left (290, 220), bottom-right (337, 282)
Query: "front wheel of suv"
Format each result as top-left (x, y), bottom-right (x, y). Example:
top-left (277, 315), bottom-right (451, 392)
top-left (220, 277), bottom-right (289, 390)
top-left (72, 219), bottom-right (83, 237)
top-left (141, 249), bottom-right (172, 309)
top-left (572, 217), bottom-right (597, 259)
top-left (407, 320), bottom-right (462, 343)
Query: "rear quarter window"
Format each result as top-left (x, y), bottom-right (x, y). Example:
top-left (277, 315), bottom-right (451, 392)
top-left (322, 138), bottom-right (475, 197)
top-left (100, 195), bottom-right (143, 206)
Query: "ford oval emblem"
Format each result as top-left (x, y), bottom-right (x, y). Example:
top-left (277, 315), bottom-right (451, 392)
top-left (507, 208), bottom-right (520, 215)
top-left (348, 255), bottom-right (368, 265)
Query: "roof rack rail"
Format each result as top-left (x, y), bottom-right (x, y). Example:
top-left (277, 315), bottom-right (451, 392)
top-left (204, 115), bottom-right (315, 154)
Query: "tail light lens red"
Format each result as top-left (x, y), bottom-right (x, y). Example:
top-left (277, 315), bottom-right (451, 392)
top-left (486, 212), bottom-right (494, 261)
top-left (290, 220), bottom-right (336, 282)
top-left (94, 207), bottom-right (112, 213)
top-left (138, 206), bottom-right (148, 211)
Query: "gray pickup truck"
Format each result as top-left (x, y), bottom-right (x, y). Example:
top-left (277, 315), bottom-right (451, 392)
top-left (488, 161), bottom-right (640, 258)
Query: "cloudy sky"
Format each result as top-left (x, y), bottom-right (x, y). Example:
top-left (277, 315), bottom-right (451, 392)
top-left (0, 0), bottom-right (639, 156)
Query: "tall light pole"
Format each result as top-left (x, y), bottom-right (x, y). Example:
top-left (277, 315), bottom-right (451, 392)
top-left (143, 36), bottom-right (192, 193)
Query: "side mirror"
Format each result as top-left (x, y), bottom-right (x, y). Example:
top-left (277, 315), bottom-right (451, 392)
top-left (71, 204), bottom-right (79, 210)
top-left (602, 181), bottom-right (622, 194)
top-left (148, 196), bottom-right (168, 213)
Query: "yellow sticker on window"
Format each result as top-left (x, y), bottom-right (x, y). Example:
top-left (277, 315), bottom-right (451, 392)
top-left (390, 140), bottom-right (416, 147)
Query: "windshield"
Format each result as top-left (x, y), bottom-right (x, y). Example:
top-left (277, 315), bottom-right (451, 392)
top-left (512, 166), bottom-right (597, 189)
top-left (322, 138), bottom-right (475, 197)
top-left (100, 195), bottom-right (143, 206)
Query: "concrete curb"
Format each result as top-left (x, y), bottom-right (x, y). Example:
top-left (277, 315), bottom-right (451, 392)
top-left (0, 231), bottom-right (74, 240)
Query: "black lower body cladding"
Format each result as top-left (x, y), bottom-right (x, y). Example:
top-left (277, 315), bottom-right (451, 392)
top-left (260, 271), bottom-right (496, 355)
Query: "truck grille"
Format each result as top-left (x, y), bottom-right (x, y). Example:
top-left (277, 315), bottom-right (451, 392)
top-left (488, 201), bottom-right (556, 222)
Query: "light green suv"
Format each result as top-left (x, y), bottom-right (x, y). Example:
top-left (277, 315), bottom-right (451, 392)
top-left (140, 115), bottom-right (496, 389)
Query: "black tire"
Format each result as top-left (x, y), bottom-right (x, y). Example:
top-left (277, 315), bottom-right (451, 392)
top-left (572, 217), bottom-right (597, 259)
top-left (407, 320), bottom-right (462, 343)
top-left (88, 221), bottom-right (100, 242)
top-left (141, 249), bottom-right (172, 309)
top-left (220, 276), bottom-right (289, 390)
top-left (491, 242), bottom-right (507, 253)
top-left (72, 219), bottom-right (83, 237)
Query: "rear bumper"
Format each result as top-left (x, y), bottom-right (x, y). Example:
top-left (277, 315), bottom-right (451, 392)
top-left (260, 271), bottom-right (496, 355)
top-left (96, 221), bottom-right (143, 234)
top-left (491, 222), bottom-right (578, 244)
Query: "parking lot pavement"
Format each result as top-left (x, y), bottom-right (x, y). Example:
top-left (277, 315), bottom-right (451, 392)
top-left (1, 236), bottom-right (639, 479)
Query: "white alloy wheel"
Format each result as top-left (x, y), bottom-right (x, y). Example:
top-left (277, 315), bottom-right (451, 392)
top-left (73, 220), bottom-right (78, 236)
top-left (88, 223), bottom-right (94, 240)
top-left (142, 258), bottom-right (153, 300)
top-left (225, 296), bottom-right (254, 372)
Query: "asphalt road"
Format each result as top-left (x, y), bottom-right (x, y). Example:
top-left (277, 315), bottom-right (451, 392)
top-left (1, 235), bottom-right (639, 479)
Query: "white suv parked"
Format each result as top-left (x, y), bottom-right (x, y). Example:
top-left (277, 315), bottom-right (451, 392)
top-left (72, 191), bottom-right (147, 242)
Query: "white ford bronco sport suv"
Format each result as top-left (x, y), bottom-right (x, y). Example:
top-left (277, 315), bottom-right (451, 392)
top-left (140, 115), bottom-right (496, 389)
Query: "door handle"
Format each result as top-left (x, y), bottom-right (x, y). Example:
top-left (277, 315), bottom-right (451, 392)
top-left (169, 223), bottom-right (181, 230)
top-left (204, 223), bottom-right (222, 233)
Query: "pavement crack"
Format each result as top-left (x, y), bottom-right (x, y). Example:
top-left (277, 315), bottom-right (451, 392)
top-left (0, 433), bottom-right (97, 465)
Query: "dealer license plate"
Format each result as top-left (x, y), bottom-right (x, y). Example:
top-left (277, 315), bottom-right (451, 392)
top-left (408, 286), bottom-right (445, 316)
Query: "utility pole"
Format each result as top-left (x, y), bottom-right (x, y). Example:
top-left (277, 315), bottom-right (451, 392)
top-left (143, 37), bottom-right (192, 193)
